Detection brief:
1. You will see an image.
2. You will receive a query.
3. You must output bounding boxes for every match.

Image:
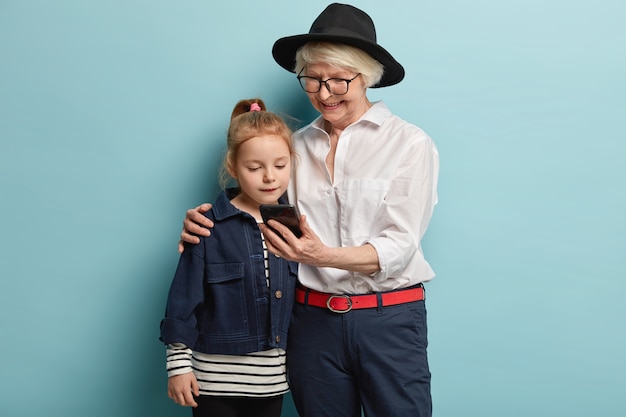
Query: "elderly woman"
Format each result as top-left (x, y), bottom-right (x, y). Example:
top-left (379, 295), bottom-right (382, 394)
top-left (181, 4), bottom-right (439, 417)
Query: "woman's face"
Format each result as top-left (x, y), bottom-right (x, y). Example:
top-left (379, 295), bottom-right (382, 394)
top-left (302, 62), bottom-right (370, 131)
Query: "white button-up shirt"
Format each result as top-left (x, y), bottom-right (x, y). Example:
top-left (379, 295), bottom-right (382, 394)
top-left (288, 101), bottom-right (439, 294)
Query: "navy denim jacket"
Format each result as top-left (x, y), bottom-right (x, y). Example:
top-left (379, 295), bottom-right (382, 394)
top-left (160, 190), bottom-right (298, 355)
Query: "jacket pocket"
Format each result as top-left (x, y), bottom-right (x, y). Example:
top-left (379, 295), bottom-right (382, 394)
top-left (201, 262), bottom-right (248, 337)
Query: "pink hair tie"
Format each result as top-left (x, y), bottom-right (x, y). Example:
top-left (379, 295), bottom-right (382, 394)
top-left (249, 103), bottom-right (261, 112)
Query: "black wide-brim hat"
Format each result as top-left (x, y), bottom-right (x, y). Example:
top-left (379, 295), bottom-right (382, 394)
top-left (272, 3), bottom-right (405, 88)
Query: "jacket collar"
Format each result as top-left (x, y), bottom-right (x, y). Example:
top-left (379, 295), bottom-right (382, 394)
top-left (211, 188), bottom-right (289, 221)
top-left (211, 189), bottom-right (244, 221)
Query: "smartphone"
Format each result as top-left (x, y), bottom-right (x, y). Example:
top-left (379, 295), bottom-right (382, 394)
top-left (259, 204), bottom-right (302, 238)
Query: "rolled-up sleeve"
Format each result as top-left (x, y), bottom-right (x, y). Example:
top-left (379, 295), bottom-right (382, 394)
top-left (159, 242), bottom-right (206, 347)
top-left (367, 133), bottom-right (439, 281)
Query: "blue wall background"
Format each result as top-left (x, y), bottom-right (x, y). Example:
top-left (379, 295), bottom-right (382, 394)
top-left (1, 1), bottom-right (624, 416)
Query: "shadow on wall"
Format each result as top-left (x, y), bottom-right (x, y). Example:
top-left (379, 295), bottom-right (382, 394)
top-left (119, 252), bottom-right (189, 416)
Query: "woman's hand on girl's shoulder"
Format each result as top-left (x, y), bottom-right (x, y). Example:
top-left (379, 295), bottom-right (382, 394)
top-left (178, 203), bottom-right (214, 253)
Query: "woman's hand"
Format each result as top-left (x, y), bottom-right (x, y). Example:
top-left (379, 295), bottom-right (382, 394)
top-left (261, 215), bottom-right (330, 267)
top-left (261, 215), bottom-right (380, 274)
top-left (178, 203), bottom-right (214, 253)
top-left (167, 372), bottom-right (199, 407)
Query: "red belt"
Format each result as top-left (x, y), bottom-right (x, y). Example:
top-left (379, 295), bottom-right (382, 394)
top-left (295, 285), bottom-right (424, 313)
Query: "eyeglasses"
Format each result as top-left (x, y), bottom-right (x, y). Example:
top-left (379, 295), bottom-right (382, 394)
top-left (297, 71), bottom-right (361, 95)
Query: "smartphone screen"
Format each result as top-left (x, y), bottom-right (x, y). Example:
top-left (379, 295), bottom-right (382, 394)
top-left (259, 204), bottom-right (302, 238)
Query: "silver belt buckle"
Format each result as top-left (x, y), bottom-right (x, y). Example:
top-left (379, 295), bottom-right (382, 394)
top-left (326, 294), bottom-right (353, 313)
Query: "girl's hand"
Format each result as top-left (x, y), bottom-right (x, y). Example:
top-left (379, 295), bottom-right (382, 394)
top-left (168, 372), bottom-right (199, 407)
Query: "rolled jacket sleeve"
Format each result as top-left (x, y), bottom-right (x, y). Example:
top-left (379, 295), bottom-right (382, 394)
top-left (159, 242), bottom-right (205, 347)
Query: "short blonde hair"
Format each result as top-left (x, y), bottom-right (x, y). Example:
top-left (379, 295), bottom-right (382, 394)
top-left (294, 42), bottom-right (384, 88)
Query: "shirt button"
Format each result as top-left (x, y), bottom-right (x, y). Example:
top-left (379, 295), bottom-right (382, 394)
top-left (275, 335), bottom-right (281, 343)
top-left (275, 290), bottom-right (283, 299)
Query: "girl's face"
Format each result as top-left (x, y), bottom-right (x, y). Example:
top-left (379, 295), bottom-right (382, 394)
top-left (229, 134), bottom-right (292, 209)
top-left (302, 62), bottom-right (370, 131)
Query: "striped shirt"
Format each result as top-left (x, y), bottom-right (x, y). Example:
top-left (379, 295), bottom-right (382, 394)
top-left (166, 230), bottom-right (289, 397)
top-left (166, 345), bottom-right (288, 397)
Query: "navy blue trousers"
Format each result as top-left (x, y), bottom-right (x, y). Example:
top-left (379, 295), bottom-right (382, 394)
top-left (286, 296), bottom-right (432, 417)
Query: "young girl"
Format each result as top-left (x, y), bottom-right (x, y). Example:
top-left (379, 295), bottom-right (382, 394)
top-left (160, 98), bottom-right (298, 417)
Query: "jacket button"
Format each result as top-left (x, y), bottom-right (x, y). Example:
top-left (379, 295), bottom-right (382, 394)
top-left (275, 290), bottom-right (283, 299)
top-left (275, 335), bottom-right (281, 343)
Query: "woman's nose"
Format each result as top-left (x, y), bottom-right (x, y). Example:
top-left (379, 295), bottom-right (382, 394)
top-left (317, 84), bottom-right (333, 99)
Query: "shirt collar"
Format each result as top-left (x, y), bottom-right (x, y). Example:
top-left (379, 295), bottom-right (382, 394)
top-left (310, 100), bottom-right (391, 131)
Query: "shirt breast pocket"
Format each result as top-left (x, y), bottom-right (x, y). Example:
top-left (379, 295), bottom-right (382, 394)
top-left (341, 179), bottom-right (390, 241)
top-left (202, 262), bottom-right (249, 337)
